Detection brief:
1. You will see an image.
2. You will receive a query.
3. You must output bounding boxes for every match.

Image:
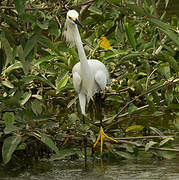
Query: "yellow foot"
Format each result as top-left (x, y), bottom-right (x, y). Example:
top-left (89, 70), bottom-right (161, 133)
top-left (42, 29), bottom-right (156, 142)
top-left (93, 126), bottom-right (118, 154)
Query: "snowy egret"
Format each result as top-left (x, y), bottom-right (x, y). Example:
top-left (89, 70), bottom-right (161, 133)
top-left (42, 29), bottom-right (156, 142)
top-left (63, 10), bottom-right (118, 158)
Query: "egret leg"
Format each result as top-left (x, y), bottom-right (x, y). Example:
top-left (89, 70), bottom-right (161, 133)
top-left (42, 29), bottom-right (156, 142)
top-left (82, 115), bottom-right (87, 163)
top-left (93, 92), bottom-right (118, 155)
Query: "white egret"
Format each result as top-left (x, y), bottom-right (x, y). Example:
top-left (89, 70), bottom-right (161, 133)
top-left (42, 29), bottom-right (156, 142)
top-left (63, 10), bottom-right (118, 158)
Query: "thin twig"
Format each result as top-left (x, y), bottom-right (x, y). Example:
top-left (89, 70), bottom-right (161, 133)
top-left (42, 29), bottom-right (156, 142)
top-left (0, 6), bottom-right (53, 10)
top-left (145, 68), bottom-right (157, 90)
top-left (116, 135), bottom-right (174, 141)
top-left (150, 147), bottom-right (179, 152)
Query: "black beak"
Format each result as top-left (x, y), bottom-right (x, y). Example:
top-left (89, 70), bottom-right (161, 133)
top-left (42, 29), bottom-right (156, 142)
top-left (74, 19), bottom-right (83, 28)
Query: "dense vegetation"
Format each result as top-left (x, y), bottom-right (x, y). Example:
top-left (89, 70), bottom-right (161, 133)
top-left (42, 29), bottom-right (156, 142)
top-left (0, 0), bottom-right (179, 164)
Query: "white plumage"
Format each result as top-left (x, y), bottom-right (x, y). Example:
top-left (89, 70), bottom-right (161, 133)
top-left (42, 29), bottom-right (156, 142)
top-left (64, 10), bottom-right (109, 116)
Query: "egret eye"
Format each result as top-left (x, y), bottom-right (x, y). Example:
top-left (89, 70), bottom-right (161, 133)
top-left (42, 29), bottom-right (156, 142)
top-left (69, 16), bottom-right (76, 21)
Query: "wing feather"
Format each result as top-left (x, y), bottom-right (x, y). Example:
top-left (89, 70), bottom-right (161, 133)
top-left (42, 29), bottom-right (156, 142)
top-left (72, 71), bottom-right (81, 93)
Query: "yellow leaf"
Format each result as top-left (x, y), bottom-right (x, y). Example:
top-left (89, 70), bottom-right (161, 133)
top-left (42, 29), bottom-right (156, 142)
top-left (126, 125), bottom-right (144, 132)
top-left (97, 36), bottom-right (110, 50)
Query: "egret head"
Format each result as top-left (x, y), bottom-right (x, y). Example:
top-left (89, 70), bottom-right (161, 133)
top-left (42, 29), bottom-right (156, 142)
top-left (66, 10), bottom-right (79, 24)
top-left (64, 10), bottom-right (82, 44)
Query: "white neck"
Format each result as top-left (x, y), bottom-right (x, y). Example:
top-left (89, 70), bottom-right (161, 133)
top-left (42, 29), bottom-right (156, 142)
top-left (66, 22), bottom-right (88, 67)
top-left (65, 21), bottom-right (94, 101)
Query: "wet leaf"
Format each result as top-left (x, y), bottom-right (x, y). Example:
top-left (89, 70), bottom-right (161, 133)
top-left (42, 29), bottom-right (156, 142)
top-left (145, 141), bottom-right (158, 151)
top-left (155, 151), bottom-right (176, 160)
top-left (40, 134), bottom-right (59, 154)
top-left (2, 135), bottom-right (22, 164)
top-left (3, 112), bottom-right (15, 127)
top-left (51, 149), bottom-right (77, 160)
top-left (124, 144), bottom-right (134, 153)
top-left (115, 150), bottom-right (135, 159)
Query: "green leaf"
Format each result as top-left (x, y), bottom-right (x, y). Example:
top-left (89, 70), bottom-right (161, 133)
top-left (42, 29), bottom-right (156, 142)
top-left (124, 22), bottom-right (136, 51)
top-left (2, 135), bottom-right (22, 164)
top-left (106, 95), bottom-right (123, 103)
top-left (20, 91), bottom-right (32, 106)
top-left (3, 112), bottom-right (15, 127)
top-left (127, 4), bottom-right (146, 16)
top-left (158, 63), bottom-right (171, 79)
top-left (145, 141), bottom-right (158, 151)
top-left (4, 125), bottom-right (21, 134)
top-left (155, 151), bottom-right (176, 160)
top-left (49, 20), bottom-right (59, 36)
top-left (19, 13), bottom-right (37, 23)
top-left (18, 45), bottom-right (31, 74)
top-left (0, 32), bottom-right (13, 64)
top-left (34, 56), bottom-right (55, 67)
top-left (164, 55), bottom-right (179, 73)
top-left (165, 0), bottom-right (169, 8)
top-left (128, 103), bottom-right (138, 114)
top-left (148, 18), bottom-right (179, 48)
top-left (23, 75), bottom-right (56, 89)
top-left (31, 99), bottom-right (42, 115)
top-left (0, 48), bottom-right (6, 74)
top-left (159, 137), bottom-right (174, 147)
top-left (88, 6), bottom-right (102, 15)
top-left (115, 151), bottom-right (135, 159)
top-left (0, 14), bottom-right (19, 30)
top-left (51, 149), bottom-right (77, 160)
top-left (24, 34), bottom-right (40, 58)
top-left (165, 87), bottom-right (173, 105)
top-left (126, 125), bottom-right (144, 132)
top-left (37, 21), bottom-right (49, 30)
top-left (40, 134), bottom-right (59, 154)
top-left (108, 0), bottom-right (122, 3)
top-left (14, 0), bottom-right (26, 15)
top-left (2, 61), bottom-right (22, 74)
top-left (1, 80), bottom-right (14, 88)
top-left (56, 72), bottom-right (69, 93)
